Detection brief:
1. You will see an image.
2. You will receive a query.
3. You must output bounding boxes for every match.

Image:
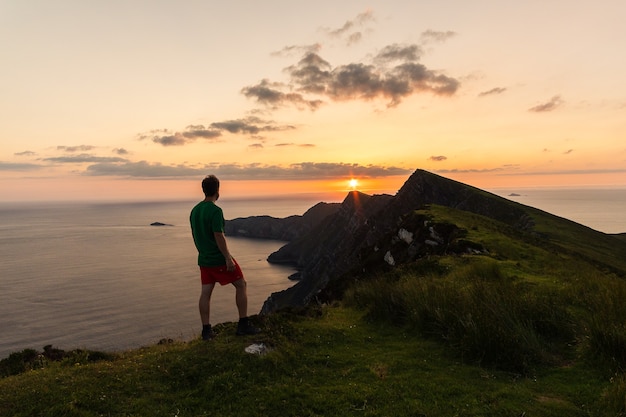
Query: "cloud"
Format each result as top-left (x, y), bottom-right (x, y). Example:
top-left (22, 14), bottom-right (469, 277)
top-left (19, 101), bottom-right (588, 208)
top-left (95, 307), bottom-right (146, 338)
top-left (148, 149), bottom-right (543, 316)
top-left (57, 145), bottom-right (96, 152)
top-left (437, 166), bottom-right (626, 177)
top-left (325, 9), bottom-right (375, 44)
top-left (325, 59), bottom-right (458, 105)
top-left (271, 43), bottom-right (321, 57)
top-left (436, 167), bottom-right (508, 174)
top-left (346, 32), bottom-right (363, 46)
top-left (243, 13), bottom-right (459, 113)
top-left (85, 161), bottom-right (205, 177)
top-left (241, 79), bottom-right (325, 111)
top-left (0, 161), bottom-right (42, 171)
top-left (275, 143), bottom-right (316, 148)
top-left (138, 127), bottom-right (221, 146)
top-left (210, 162), bottom-right (412, 180)
top-left (529, 95), bottom-right (564, 112)
top-left (428, 155), bottom-right (447, 162)
top-left (83, 160), bottom-right (411, 180)
top-left (500, 168), bottom-right (626, 176)
top-left (14, 150), bottom-right (37, 156)
top-left (374, 44), bottom-right (422, 63)
top-left (113, 148), bottom-right (129, 155)
top-left (152, 133), bottom-right (189, 146)
top-left (245, 44), bottom-right (460, 110)
top-left (142, 118), bottom-right (298, 147)
top-left (420, 30), bottom-right (457, 44)
top-left (42, 154), bottom-right (129, 163)
top-left (563, 149), bottom-right (574, 155)
top-left (144, 13), bottom-right (458, 149)
top-left (183, 125), bottom-right (223, 139)
top-left (210, 116), bottom-right (296, 135)
top-left (478, 87), bottom-right (507, 97)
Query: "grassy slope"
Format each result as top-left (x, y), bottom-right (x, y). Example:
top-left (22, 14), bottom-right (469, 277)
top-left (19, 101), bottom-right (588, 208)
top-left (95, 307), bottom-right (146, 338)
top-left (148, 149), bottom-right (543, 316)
top-left (527, 206), bottom-right (626, 274)
top-left (2, 203), bottom-right (625, 416)
top-left (0, 308), bottom-right (606, 417)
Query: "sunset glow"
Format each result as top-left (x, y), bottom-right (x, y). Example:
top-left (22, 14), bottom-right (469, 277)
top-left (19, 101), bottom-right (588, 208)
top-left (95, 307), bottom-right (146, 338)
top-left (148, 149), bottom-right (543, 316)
top-left (2, 2), bottom-right (626, 202)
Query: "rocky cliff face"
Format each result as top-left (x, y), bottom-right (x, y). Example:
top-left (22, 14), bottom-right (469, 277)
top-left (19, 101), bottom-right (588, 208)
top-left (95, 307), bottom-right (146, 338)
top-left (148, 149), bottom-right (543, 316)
top-left (260, 169), bottom-right (534, 314)
top-left (224, 201), bottom-right (340, 241)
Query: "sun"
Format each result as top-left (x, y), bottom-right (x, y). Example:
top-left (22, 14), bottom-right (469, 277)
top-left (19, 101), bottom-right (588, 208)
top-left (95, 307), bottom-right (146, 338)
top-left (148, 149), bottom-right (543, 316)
top-left (348, 178), bottom-right (359, 190)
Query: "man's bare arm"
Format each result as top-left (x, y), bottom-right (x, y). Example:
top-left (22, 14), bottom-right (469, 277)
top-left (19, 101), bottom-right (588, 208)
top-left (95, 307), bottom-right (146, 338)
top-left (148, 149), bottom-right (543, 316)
top-left (214, 231), bottom-right (235, 271)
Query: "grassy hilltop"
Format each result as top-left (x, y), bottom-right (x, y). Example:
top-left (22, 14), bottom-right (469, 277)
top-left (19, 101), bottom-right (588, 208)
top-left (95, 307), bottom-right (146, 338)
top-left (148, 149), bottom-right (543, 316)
top-left (2, 197), bottom-right (626, 415)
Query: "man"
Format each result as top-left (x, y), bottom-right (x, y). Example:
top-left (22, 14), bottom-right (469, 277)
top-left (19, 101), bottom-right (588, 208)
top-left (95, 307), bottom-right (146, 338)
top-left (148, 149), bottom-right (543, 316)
top-left (190, 175), bottom-right (260, 340)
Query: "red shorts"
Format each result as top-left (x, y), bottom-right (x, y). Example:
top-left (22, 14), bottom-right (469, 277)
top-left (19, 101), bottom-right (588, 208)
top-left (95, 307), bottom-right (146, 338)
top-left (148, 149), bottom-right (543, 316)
top-left (200, 260), bottom-right (244, 286)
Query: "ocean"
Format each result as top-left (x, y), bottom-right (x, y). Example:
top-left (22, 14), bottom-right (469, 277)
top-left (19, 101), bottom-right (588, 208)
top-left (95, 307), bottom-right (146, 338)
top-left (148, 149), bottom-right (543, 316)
top-left (0, 188), bottom-right (624, 359)
top-left (488, 186), bottom-right (626, 235)
top-left (0, 197), bottom-right (320, 359)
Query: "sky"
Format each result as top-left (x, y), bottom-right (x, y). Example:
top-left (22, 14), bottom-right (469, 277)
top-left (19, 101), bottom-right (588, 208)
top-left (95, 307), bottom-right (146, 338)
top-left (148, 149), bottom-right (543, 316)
top-left (1, 0), bottom-right (625, 202)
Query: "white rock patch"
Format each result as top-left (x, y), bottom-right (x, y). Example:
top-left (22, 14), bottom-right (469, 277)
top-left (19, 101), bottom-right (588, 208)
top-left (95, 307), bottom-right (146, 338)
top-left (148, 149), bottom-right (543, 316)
top-left (384, 251), bottom-right (395, 266)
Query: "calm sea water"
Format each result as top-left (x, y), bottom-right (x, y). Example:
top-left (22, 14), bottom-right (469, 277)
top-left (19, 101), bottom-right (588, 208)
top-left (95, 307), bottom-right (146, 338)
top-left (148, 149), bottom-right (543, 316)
top-left (0, 188), bottom-right (624, 359)
top-left (488, 187), bottom-right (626, 234)
top-left (0, 198), bottom-right (322, 359)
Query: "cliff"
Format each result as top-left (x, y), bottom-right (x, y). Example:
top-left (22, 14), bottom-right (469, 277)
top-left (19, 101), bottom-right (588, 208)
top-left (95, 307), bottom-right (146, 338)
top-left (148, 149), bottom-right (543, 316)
top-left (260, 169), bottom-right (626, 314)
top-left (262, 169), bottom-right (527, 313)
top-left (224, 201), bottom-right (340, 241)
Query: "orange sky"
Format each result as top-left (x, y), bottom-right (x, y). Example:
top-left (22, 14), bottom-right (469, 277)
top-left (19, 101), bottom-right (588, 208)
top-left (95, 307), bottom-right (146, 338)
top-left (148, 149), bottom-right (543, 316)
top-left (1, 1), bottom-right (625, 202)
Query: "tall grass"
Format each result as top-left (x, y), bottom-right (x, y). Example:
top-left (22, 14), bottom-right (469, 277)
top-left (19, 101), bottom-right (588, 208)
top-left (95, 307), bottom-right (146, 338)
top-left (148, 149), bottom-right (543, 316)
top-left (580, 276), bottom-right (626, 374)
top-left (597, 372), bottom-right (626, 416)
top-left (345, 258), bottom-right (574, 374)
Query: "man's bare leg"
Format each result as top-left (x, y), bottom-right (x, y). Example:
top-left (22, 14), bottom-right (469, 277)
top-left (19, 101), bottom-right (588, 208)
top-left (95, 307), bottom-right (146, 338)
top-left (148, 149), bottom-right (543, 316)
top-left (199, 283), bottom-right (215, 340)
top-left (232, 278), bottom-right (260, 335)
top-left (232, 278), bottom-right (248, 319)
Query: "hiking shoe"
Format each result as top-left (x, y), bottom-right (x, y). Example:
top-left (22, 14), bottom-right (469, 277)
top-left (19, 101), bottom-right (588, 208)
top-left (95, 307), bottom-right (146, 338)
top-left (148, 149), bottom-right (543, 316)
top-left (236, 319), bottom-right (261, 336)
top-left (202, 327), bottom-right (216, 341)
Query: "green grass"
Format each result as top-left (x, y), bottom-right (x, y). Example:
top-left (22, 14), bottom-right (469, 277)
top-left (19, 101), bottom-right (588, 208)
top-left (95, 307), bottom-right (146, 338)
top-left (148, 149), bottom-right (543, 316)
top-left (2, 203), bottom-right (626, 416)
top-left (0, 307), bottom-right (609, 417)
top-left (345, 259), bottom-right (577, 374)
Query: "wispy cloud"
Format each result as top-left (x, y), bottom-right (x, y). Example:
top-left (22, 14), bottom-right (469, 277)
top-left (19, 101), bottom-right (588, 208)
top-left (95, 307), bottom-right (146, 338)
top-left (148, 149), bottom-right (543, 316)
top-left (420, 29), bottom-right (457, 44)
top-left (323, 9), bottom-right (375, 45)
top-left (271, 43), bottom-right (321, 58)
top-left (14, 150), bottom-right (37, 157)
top-left (139, 118), bottom-right (295, 147)
top-left (57, 145), bottom-right (96, 152)
top-left (0, 161), bottom-right (42, 171)
top-left (209, 117), bottom-right (296, 135)
top-left (275, 143), bottom-right (316, 148)
top-left (42, 154), bottom-right (129, 164)
top-left (83, 161), bottom-right (411, 180)
top-left (500, 168), bottom-right (626, 176)
top-left (436, 167), bottom-right (507, 174)
top-left (85, 161), bottom-right (204, 177)
top-left (529, 95), bottom-right (564, 112)
top-left (210, 162), bottom-right (412, 180)
top-left (437, 166), bottom-right (626, 177)
top-left (478, 87), bottom-right (507, 97)
top-left (373, 44), bottom-right (422, 63)
top-left (428, 155), bottom-right (447, 162)
top-left (113, 148), bottom-right (129, 155)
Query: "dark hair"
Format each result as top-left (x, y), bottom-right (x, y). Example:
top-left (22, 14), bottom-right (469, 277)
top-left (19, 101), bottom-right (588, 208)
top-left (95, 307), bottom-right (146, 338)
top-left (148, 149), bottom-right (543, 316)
top-left (201, 175), bottom-right (220, 197)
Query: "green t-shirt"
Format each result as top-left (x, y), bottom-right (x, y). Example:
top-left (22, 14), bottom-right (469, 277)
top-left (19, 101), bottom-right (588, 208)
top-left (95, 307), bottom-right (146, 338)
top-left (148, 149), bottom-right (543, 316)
top-left (190, 201), bottom-right (226, 267)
